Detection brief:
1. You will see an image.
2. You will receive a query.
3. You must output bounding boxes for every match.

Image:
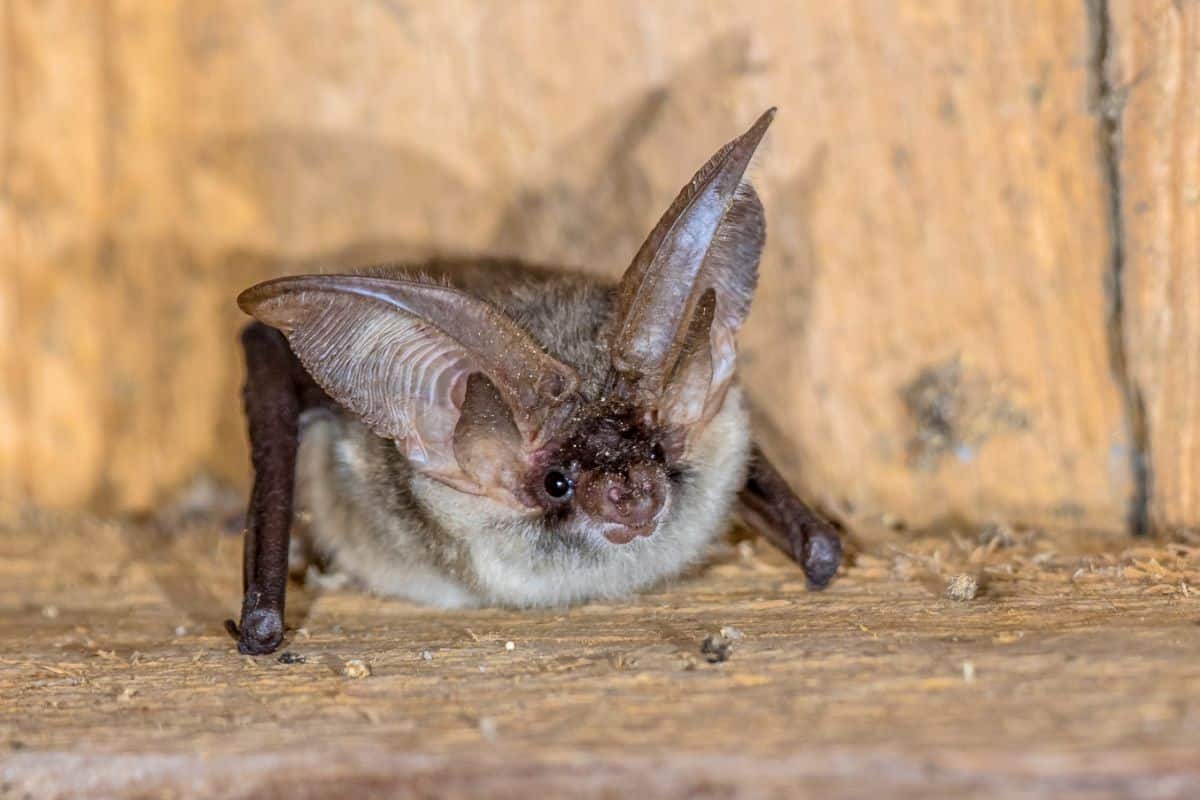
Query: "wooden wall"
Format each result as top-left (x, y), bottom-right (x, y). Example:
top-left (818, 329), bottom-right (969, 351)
top-left (1, 1), bottom-right (1197, 537)
top-left (1111, 0), bottom-right (1200, 534)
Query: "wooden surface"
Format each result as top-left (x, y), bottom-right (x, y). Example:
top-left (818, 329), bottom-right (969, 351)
top-left (5, 4), bottom-right (1200, 797)
top-left (1110, 0), bottom-right (1200, 534)
top-left (1, 517), bottom-right (1199, 798)
top-left (741, 0), bottom-right (1130, 536)
top-left (4, 1), bottom-right (1177, 537)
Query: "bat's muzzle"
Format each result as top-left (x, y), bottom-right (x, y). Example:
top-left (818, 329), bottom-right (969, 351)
top-left (577, 464), bottom-right (666, 544)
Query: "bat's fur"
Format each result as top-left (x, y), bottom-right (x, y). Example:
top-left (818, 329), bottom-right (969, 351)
top-left (293, 261), bottom-right (751, 607)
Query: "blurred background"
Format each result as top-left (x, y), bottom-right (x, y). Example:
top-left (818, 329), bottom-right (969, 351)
top-left (1, 0), bottom-right (1196, 540)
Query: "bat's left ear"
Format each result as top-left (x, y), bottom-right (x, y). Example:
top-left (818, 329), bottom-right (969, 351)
top-left (610, 108), bottom-right (771, 430)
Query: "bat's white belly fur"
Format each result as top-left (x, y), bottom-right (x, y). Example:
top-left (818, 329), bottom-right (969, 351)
top-left (293, 390), bottom-right (751, 609)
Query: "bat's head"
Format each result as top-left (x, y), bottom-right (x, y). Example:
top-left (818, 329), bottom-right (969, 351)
top-left (239, 109), bottom-right (772, 557)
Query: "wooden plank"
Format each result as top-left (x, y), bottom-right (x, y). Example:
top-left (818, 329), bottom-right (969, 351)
top-left (1, 518), bottom-right (1198, 797)
top-left (1, 2), bottom-right (1132, 534)
top-left (1109, 0), bottom-right (1200, 534)
top-left (1, 1), bottom-right (109, 509)
top-left (740, 1), bottom-right (1130, 534)
top-left (0, 0), bottom-right (240, 512)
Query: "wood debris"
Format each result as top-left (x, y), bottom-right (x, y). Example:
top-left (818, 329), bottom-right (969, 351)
top-left (945, 574), bottom-right (979, 601)
top-left (342, 659), bottom-right (371, 679)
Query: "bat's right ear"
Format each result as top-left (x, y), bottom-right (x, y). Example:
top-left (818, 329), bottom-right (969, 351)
top-left (238, 275), bottom-right (580, 502)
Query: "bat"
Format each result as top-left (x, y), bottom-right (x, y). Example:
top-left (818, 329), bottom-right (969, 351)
top-left (229, 108), bottom-right (841, 655)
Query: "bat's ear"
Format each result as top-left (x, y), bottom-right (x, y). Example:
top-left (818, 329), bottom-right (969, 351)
top-left (238, 275), bottom-right (580, 503)
top-left (610, 108), bottom-right (771, 430)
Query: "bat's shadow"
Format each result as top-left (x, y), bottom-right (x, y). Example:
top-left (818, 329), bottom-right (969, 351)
top-left (118, 521), bottom-right (317, 643)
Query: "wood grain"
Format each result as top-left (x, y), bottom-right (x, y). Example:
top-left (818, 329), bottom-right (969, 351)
top-left (1109, 0), bottom-right (1200, 534)
top-left (1, 517), bottom-right (1198, 798)
top-left (0, 2), bottom-right (1140, 536)
top-left (741, 1), bottom-right (1130, 535)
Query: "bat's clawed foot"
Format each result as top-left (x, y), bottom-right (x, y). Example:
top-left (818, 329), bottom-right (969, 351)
top-left (800, 520), bottom-right (842, 589)
top-left (234, 607), bottom-right (285, 655)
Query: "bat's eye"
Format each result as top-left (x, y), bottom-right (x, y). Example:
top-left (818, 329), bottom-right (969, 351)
top-left (543, 469), bottom-right (573, 499)
top-left (650, 443), bottom-right (666, 463)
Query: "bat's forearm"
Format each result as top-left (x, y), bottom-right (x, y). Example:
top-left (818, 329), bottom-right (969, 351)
top-left (231, 322), bottom-right (328, 655)
top-left (737, 444), bottom-right (841, 588)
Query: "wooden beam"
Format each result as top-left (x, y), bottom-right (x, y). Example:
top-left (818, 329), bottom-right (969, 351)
top-left (1109, 0), bottom-right (1200, 534)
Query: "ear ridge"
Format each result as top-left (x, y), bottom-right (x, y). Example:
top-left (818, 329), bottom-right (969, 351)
top-left (661, 290), bottom-right (718, 427)
top-left (291, 294), bottom-right (470, 469)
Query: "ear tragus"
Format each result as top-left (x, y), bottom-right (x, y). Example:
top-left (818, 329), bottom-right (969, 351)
top-left (661, 290), bottom-right (719, 427)
top-left (452, 373), bottom-right (525, 497)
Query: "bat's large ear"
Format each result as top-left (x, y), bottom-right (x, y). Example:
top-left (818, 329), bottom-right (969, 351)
top-left (610, 108), bottom-right (771, 431)
top-left (238, 275), bottom-right (580, 503)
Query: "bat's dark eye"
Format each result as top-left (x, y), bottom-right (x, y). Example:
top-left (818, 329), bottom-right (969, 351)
top-left (543, 469), bottom-right (573, 499)
top-left (650, 443), bottom-right (666, 463)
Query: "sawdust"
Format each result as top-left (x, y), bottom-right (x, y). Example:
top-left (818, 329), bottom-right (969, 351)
top-left (342, 659), bottom-right (371, 679)
top-left (846, 521), bottom-right (1200, 600)
top-left (945, 574), bottom-right (979, 601)
top-left (978, 521), bottom-right (1017, 548)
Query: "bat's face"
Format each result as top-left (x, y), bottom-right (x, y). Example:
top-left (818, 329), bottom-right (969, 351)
top-left (525, 400), bottom-right (674, 545)
top-left (397, 384), bottom-right (751, 606)
top-left (241, 109), bottom-right (774, 595)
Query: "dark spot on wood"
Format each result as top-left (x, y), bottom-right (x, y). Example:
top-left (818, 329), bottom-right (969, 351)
top-left (902, 358), bottom-right (1029, 471)
top-left (938, 93), bottom-right (958, 122)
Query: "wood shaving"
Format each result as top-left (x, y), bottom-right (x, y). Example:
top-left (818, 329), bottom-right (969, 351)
top-left (945, 574), bottom-right (979, 601)
top-left (342, 659), bottom-right (371, 679)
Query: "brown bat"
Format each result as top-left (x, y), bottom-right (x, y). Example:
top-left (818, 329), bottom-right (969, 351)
top-left (229, 108), bottom-right (841, 655)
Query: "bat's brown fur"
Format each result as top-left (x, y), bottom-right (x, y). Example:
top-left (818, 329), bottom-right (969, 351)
top-left (291, 261), bottom-right (752, 608)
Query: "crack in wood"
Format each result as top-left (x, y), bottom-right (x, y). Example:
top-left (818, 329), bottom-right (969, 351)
top-left (1088, 0), bottom-right (1152, 536)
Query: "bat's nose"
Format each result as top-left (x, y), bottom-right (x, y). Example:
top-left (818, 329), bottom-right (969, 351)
top-left (580, 464), bottom-right (665, 543)
top-left (605, 482), bottom-right (659, 526)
